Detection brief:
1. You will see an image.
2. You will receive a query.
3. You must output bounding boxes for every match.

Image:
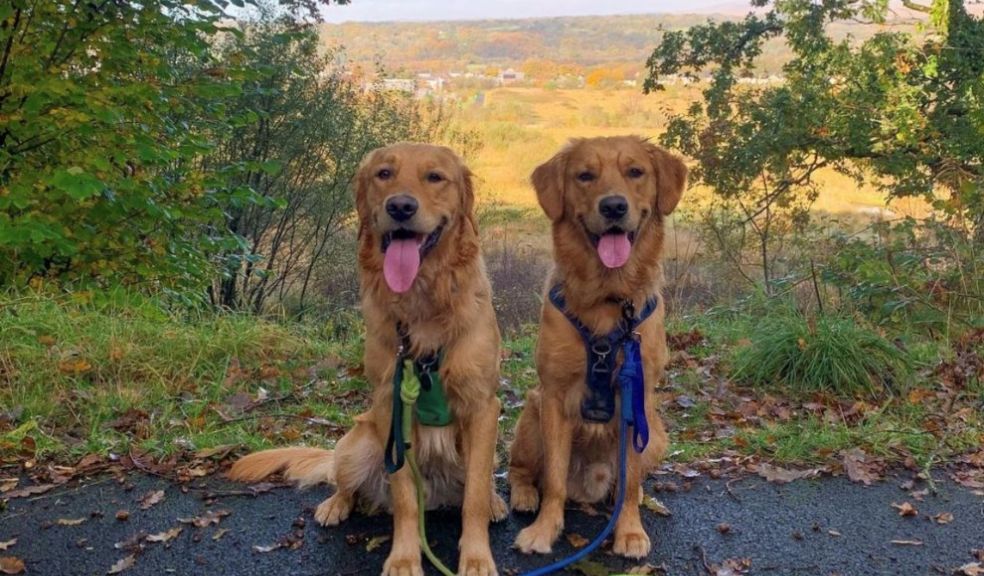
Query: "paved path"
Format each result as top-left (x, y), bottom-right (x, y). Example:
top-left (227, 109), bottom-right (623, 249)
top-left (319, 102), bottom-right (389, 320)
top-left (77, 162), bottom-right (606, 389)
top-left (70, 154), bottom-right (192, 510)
top-left (3, 470), bottom-right (982, 575)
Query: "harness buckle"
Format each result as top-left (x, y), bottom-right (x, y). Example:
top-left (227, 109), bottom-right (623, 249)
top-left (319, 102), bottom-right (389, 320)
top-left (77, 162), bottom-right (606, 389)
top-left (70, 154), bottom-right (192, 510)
top-left (590, 340), bottom-right (612, 373)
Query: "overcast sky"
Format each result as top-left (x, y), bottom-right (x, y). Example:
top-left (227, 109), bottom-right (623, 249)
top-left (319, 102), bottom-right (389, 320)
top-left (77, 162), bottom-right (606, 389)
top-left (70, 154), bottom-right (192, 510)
top-left (322, 0), bottom-right (742, 23)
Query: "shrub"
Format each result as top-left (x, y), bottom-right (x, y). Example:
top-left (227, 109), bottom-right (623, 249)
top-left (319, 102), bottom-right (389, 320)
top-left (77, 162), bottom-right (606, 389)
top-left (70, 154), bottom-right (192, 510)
top-left (731, 311), bottom-right (912, 397)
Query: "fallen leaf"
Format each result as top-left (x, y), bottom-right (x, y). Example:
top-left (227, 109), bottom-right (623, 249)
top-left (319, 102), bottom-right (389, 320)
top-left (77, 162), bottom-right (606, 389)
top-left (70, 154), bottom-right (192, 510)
top-left (933, 512), bottom-right (954, 524)
top-left (4, 483), bottom-right (55, 499)
top-left (0, 557), bottom-right (24, 575)
top-left (107, 555), bottom-right (135, 574)
top-left (565, 532), bottom-right (589, 548)
top-left (212, 528), bottom-right (229, 541)
top-left (828, 529), bottom-right (842, 537)
top-left (115, 510), bottom-right (130, 521)
top-left (0, 479), bottom-right (17, 493)
top-left (137, 489), bottom-right (165, 510)
top-left (957, 563), bottom-right (984, 576)
top-left (756, 463), bottom-right (820, 484)
top-left (625, 564), bottom-right (665, 575)
top-left (0, 542), bottom-right (14, 552)
top-left (711, 557), bottom-right (752, 576)
top-left (892, 502), bottom-right (918, 517)
top-left (890, 539), bottom-right (923, 546)
top-left (716, 522), bottom-right (732, 534)
top-left (570, 559), bottom-right (609, 576)
top-left (642, 495), bottom-right (672, 517)
top-left (178, 509), bottom-right (230, 528)
top-left (56, 517), bottom-right (87, 526)
top-left (146, 527), bottom-right (183, 543)
top-left (842, 448), bottom-right (881, 485)
top-left (252, 543), bottom-right (282, 553)
top-left (365, 535), bottom-right (391, 552)
top-left (194, 445), bottom-right (235, 459)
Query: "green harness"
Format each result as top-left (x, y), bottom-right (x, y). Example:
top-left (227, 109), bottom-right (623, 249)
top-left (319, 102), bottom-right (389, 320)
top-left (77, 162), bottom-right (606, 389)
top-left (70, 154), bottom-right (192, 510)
top-left (384, 326), bottom-right (452, 474)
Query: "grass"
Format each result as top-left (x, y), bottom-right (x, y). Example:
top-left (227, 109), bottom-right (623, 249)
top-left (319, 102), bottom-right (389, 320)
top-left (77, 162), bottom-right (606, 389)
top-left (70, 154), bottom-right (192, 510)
top-left (0, 289), bottom-right (367, 461)
top-left (730, 311), bottom-right (912, 397)
top-left (2, 289), bottom-right (980, 475)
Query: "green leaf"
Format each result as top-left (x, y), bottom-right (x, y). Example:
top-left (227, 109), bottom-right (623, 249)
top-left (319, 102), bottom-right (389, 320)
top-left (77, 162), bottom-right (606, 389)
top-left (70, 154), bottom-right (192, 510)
top-left (49, 169), bottom-right (104, 200)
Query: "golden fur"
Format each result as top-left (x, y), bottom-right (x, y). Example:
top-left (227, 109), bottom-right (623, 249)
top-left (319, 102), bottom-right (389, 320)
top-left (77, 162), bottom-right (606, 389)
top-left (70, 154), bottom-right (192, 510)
top-left (508, 135), bottom-right (686, 559)
top-left (229, 143), bottom-right (505, 576)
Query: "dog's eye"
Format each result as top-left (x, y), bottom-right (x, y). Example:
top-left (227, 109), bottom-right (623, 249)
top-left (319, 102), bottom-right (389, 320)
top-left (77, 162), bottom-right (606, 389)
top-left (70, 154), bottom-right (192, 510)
top-left (376, 168), bottom-right (392, 180)
top-left (426, 172), bottom-right (444, 183)
top-left (576, 171), bottom-right (595, 183)
top-left (627, 167), bottom-right (645, 179)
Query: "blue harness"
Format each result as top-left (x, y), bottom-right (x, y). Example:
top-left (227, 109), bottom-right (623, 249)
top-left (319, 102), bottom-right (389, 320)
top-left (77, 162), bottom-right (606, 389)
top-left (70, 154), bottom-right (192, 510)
top-left (548, 284), bottom-right (657, 453)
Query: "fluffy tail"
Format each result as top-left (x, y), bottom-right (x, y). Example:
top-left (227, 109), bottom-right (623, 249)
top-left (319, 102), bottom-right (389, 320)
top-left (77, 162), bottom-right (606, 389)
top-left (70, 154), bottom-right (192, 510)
top-left (228, 447), bottom-right (335, 488)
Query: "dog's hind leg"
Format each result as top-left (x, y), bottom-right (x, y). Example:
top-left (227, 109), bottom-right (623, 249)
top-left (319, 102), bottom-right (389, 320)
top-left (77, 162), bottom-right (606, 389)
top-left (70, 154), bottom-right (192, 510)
top-left (314, 416), bottom-right (379, 526)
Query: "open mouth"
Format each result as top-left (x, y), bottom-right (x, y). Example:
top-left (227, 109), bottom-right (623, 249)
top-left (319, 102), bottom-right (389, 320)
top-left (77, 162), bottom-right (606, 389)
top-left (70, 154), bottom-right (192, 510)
top-left (380, 222), bottom-right (445, 293)
top-left (582, 219), bottom-right (636, 269)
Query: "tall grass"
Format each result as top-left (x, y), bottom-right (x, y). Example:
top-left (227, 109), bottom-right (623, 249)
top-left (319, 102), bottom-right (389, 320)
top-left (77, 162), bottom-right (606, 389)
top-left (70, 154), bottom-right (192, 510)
top-left (731, 311), bottom-right (912, 397)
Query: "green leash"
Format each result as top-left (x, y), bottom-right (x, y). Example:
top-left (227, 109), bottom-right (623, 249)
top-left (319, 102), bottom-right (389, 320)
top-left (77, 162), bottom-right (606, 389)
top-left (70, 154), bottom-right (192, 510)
top-left (400, 374), bottom-right (455, 576)
top-left (382, 326), bottom-right (456, 576)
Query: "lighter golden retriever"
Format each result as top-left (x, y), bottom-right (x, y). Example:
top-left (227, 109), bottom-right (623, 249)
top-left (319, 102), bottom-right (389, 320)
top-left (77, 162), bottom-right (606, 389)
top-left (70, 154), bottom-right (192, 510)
top-left (229, 143), bottom-right (505, 576)
top-left (508, 136), bottom-right (686, 559)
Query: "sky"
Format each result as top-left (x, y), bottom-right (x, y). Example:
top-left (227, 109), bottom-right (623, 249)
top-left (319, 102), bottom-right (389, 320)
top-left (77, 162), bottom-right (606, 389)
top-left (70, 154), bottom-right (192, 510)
top-left (322, 0), bottom-right (744, 23)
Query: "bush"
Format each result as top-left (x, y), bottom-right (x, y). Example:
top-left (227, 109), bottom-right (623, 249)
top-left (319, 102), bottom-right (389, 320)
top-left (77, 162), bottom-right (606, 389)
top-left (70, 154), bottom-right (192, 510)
top-left (731, 311), bottom-right (912, 397)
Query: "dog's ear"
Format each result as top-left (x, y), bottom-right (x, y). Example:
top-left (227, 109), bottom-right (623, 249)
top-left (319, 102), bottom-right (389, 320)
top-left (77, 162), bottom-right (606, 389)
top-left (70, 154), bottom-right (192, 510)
top-left (461, 164), bottom-right (479, 234)
top-left (531, 147), bottom-right (569, 221)
top-left (353, 148), bottom-right (378, 223)
top-left (644, 142), bottom-right (688, 216)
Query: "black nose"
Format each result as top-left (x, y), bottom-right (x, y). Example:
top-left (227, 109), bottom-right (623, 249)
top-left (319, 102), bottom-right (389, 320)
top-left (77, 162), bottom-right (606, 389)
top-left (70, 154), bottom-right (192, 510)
top-left (386, 195), bottom-right (418, 222)
top-left (599, 195), bottom-right (628, 221)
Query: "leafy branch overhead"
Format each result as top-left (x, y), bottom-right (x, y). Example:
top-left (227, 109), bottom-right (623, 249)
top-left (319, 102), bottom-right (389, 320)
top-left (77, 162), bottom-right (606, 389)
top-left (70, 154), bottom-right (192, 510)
top-left (644, 0), bottom-right (984, 230)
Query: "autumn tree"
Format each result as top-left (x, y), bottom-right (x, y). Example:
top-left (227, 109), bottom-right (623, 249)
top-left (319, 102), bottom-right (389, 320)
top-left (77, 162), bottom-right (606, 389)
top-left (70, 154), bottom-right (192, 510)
top-left (645, 0), bottom-right (983, 297)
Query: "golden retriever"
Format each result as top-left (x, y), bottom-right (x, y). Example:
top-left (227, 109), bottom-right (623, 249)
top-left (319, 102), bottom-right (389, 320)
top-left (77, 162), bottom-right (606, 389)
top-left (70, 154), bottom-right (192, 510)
top-left (508, 135), bottom-right (686, 559)
top-left (229, 143), bottom-right (505, 576)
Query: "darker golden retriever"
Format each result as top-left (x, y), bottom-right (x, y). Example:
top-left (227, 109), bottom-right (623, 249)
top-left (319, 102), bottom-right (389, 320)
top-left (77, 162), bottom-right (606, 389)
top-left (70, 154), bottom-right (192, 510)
top-left (508, 135), bottom-right (686, 559)
top-left (229, 143), bottom-right (505, 576)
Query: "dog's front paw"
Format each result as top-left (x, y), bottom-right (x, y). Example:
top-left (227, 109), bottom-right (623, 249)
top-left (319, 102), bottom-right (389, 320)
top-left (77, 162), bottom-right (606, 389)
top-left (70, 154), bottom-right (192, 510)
top-left (458, 542), bottom-right (497, 576)
top-left (314, 493), bottom-right (352, 526)
top-left (514, 514), bottom-right (562, 555)
top-left (612, 525), bottom-right (651, 559)
top-left (490, 492), bottom-right (509, 522)
top-left (382, 549), bottom-right (423, 576)
top-left (509, 484), bottom-right (539, 513)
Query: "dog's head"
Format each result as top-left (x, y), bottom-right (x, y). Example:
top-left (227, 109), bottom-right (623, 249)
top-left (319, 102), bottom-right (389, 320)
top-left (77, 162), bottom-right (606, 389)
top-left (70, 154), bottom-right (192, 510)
top-left (354, 142), bottom-right (476, 294)
top-left (532, 135), bottom-right (687, 269)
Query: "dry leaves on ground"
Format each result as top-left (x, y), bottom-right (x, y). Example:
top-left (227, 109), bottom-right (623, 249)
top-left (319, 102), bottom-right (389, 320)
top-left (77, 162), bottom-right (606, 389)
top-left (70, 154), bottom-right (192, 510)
top-left (892, 502), bottom-right (918, 517)
top-left (106, 555), bottom-right (135, 574)
top-left (137, 489), bottom-right (165, 510)
top-left (0, 557), bottom-right (25, 575)
top-left (755, 463), bottom-right (821, 484)
top-left (146, 527), bottom-right (183, 544)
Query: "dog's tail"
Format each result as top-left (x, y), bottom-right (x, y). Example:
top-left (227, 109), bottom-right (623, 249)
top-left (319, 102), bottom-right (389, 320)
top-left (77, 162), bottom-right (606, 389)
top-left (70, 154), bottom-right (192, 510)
top-left (227, 447), bottom-right (335, 488)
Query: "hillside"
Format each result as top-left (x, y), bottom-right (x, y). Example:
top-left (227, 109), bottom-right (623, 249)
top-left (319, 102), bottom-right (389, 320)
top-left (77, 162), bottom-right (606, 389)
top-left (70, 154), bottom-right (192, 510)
top-left (319, 13), bottom-right (921, 77)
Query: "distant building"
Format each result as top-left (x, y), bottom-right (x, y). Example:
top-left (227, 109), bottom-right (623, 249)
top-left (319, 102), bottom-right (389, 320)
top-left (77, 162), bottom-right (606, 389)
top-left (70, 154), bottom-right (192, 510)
top-left (380, 78), bottom-right (415, 93)
top-left (498, 68), bottom-right (525, 85)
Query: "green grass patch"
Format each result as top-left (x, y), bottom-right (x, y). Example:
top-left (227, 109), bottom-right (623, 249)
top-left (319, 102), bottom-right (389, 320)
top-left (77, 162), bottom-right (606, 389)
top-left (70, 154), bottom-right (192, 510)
top-left (0, 289), bottom-right (365, 461)
top-left (730, 311), bottom-right (912, 397)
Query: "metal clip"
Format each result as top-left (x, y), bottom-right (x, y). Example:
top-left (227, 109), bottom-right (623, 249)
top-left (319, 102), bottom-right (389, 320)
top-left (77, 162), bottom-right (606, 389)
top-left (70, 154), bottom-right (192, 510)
top-left (591, 340), bottom-right (612, 373)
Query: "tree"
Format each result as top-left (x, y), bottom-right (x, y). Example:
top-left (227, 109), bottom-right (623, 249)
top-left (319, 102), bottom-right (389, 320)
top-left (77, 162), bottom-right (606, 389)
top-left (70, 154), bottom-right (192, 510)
top-left (645, 0), bottom-right (983, 293)
top-left (0, 0), bottom-right (348, 292)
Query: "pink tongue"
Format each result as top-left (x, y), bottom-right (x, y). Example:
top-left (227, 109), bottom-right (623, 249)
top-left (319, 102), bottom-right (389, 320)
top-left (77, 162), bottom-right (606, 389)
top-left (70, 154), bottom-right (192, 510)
top-left (383, 238), bottom-right (421, 293)
top-left (597, 233), bottom-right (632, 268)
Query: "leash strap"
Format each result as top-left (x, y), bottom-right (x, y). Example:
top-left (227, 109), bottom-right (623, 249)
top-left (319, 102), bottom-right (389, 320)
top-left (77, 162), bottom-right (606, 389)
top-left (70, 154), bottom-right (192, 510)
top-left (384, 348), bottom-right (409, 474)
